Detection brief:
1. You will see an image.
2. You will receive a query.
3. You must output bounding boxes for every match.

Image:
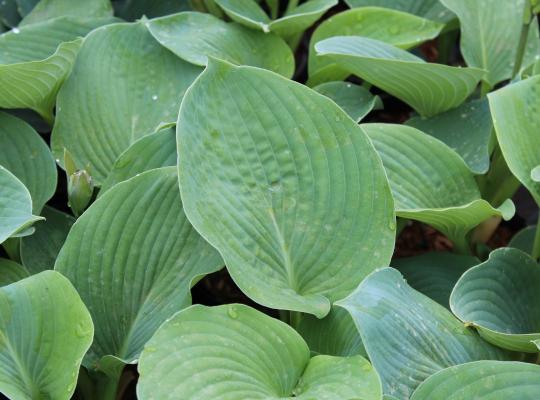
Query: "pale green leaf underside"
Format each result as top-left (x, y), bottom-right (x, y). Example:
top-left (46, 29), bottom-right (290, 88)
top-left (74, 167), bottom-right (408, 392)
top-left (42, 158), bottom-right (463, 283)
top-left (51, 21), bottom-right (201, 184)
top-left (147, 12), bottom-right (294, 78)
top-left (345, 0), bottom-right (454, 22)
top-left (441, 0), bottom-right (540, 86)
top-left (488, 75), bottom-right (540, 204)
top-left (450, 247), bottom-right (540, 352)
top-left (308, 7), bottom-right (443, 85)
top-left (137, 304), bottom-right (382, 400)
top-left (392, 252), bottom-right (479, 308)
top-left (363, 123), bottom-right (513, 252)
top-left (20, 206), bottom-right (75, 274)
top-left (0, 111), bottom-right (56, 213)
top-left (0, 166), bottom-right (42, 244)
top-left (55, 168), bottom-right (223, 368)
top-left (315, 36), bottom-right (484, 117)
top-left (411, 361), bottom-right (540, 400)
top-left (214, 0), bottom-right (337, 37)
top-left (0, 258), bottom-right (29, 286)
top-left (337, 268), bottom-right (510, 399)
top-left (20, 0), bottom-right (113, 26)
top-left (313, 81), bottom-right (380, 122)
top-left (177, 59), bottom-right (395, 318)
top-left (99, 127), bottom-right (176, 195)
top-left (0, 271), bottom-right (93, 400)
top-left (406, 98), bottom-right (492, 174)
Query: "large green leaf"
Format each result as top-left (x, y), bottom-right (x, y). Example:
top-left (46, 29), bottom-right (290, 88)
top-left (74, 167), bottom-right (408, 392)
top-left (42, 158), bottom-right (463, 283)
top-left (488, 75), bottom-right (540, 204)
top-left (147, 12), bottom-right (294, 78)
top-left (392, 252), bottom-right (479, 308)
top-left (138, 304), bottom-right (382, 400)
top-left (214, 0), bottom-right (336, 38)
top-left (297, 306), bottom-right (365, 357)
top-left (344, 0), bottom-right (454, 22)
top-left (315, 36), bottom-right (484, 117)
top-left (20, 0), bottom-right (113, 26)
top-left (440, 0), bottom-right (540, 86)
top-left (55, 168), bottom-right (223, 373)
top-left (450, 247), bottom-right (540, 352)
top-left (363, 123), bottom-right (513, 253)
top-left (337, 268), bottom-right (510, 399)
top-left (0, 258), bottom-right (29, 286)
top-left (0, 166), bottom-right (42, 244)
top-left (0, 112), bottom-right (56, 213)
top-left (99, 127), bottom-right (176, 195)
top-left (0, 17), bottom-right (115, 123)
top-left (177, 59), bottom-right (395, 317)
top-left (508, 225), bottom-right (536, 255)
top-left (113, 0), bottom-right (192, 21)
top-left (406, 98), bottom-right (492, 174)
top-left (51, 21), bottom-right (201, 184)
top-left (411, 360), bottom-right (540, 399)
top-left (308, 7), bottom-right (443, 85)
top-left (0, 270), bottom-right (93, 400)
top-left (20, 206), bottom-right (75, 274)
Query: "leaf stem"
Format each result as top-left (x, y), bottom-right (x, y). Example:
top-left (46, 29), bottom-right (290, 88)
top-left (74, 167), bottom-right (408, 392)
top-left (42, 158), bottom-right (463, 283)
top-left (512, 1), bottom-right (534, 78)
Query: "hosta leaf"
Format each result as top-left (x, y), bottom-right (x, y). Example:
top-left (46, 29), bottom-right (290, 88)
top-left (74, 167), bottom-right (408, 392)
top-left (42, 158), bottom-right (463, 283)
top-left (0, 270), bottom-right (93, 400)
top-left (113, 0), bottom-right (192, 21)
top-left (51, 21), bottom-right (201, 184)
top-left (0, 258), bottom-right (29, 286)
top-left (0, 166), bottom-right (42, 244)
top-left (308, 7), bottom-right (443, 85)
top-left (99, 127), bottom-right (176, 195)
top-left (214, 0), bottom-right (336, 38)
top-left (508, 225), bottom-right (536, 254)
top-left (0, 0), bottom-right (20, 27)
top-left (363, 123), bottom-right (514, 253)
top-left (0, 112), bottom-right (56, 213)
top-left (55, 168), bottom-right (223, 371)
top-left (20, 206), bottom-right (75, 274)
top-left (450, 248), bottom-right (540, 352)
top-left (177, 59), bottom-right (395, 317)
top-left (313, 81), bottom-right (381, 122)
top-left (138, 304), bottom-right (382, 400)
top-left (344, 0), bottom-right (454, 22)
top-left (488, 75), bottom-right (540, 204)
top-left (337, 268), bottom-right (510, 400)
top-left (20, 0), bottom-right (113, 26)
top-left (15, 0), bottom-right (38, 16)
top-left (406, 98), bottom-right (492, 174)
top-left (147, 11), bottom-right (294, 78)
top-left (440, 0), bottom-right (540, 86)
top-left (316, 36), bottom-right (484, 117)
top-left (411, 360), bottom-right (540, 399)
top-left (0, 17), bottom-right (116, 122)
top-left (392, 252), bottom-right (479, 308)
top-left (297, 306), bottom-right (365, 357)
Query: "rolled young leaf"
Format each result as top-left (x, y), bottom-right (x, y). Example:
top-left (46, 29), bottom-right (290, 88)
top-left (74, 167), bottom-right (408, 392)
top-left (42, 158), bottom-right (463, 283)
top-left (137, 304), bottom-right (382, 400)
top-left (177, 59), bottom-right (395, 318)
top-left (0, 270), bottom-right (93, 400)
top-left (450, 247), bottom-right (540, 352)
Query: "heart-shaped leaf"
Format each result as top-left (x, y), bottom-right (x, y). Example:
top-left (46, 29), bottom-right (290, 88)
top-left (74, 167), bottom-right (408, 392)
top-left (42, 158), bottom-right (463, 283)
top-left (20, 206), bottom-right (75, 274)
top-left (337, 267), bottom-right (510, 399)
top-left (363, 123), bottom-right (513, 253)
top-left (20, 0), bottom-right (113, 26)
top-left (308, 7), bottom-right (442, 85)
top-left (393, 252), bottom-right (479, 308)
top-left (147, 12), bottom-right (294, 77)
top-left (440, 0), bottom-right (540, 86)
top-left (315, 36), bottom-right (484, 117)
top-left (450, 247), bottom-right (540, 352)
top-left (0, 166), bottom-right (42, 244)
top-left (55, 168), bottom-right (223, 374)
top-left (51, 21), bottom-right (201, 184)
top-left (488, 75), bottom-right (540, 204)
top-left (0, 270), bottom-right (93, 400)
top-left (344, 0), bottom-right (454, 22)
top-left (177, 59), bottom-right (395, 317)
top-left (411, 360), bottom-right (540, 399)
top-left (406, 98), bottom-right (492, 174)
top-left (0, 111), bottom-right (56, 213)
top-left (138, 304), bottom-right (382, 400)
top-left (99, 127), bottom-right (176, 195)
top-left (0, 258), bottom-right (29, 286)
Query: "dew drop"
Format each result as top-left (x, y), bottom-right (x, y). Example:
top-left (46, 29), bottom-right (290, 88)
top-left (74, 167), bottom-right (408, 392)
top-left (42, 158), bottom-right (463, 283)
top-left (12, 27), bottom-right (20, 34)
top-left (152, 94), bottom-right (158, 100)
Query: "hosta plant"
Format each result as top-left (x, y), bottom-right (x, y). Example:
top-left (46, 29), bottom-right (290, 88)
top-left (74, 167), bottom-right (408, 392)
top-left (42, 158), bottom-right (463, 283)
top-left (1, 0), bottom-right (540, 399)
